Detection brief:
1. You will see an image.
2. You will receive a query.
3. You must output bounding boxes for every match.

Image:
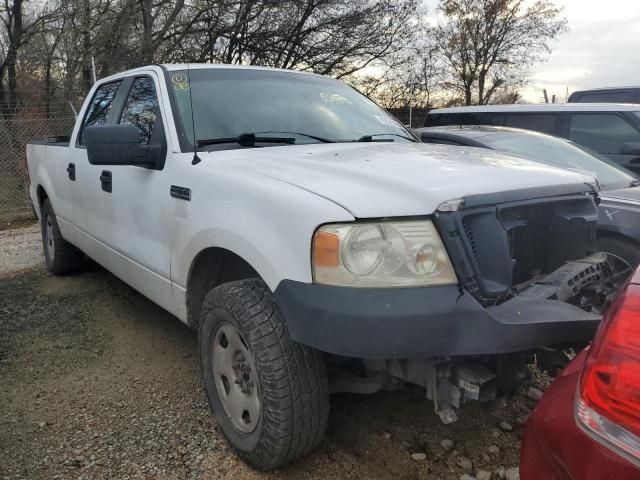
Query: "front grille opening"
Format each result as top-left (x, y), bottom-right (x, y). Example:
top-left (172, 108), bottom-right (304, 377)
top-left (501, 202), bottom-right (595, 285)
top-left (462, 218), bottom-right (479, 261)
top-left (458, 197), bottom-right (597, 303)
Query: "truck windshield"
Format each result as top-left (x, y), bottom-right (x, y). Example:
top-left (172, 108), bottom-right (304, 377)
top-left (167, 68), bottom-right (414, 151)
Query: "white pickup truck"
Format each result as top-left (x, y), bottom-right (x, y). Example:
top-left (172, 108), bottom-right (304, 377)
top-left (26, 64), bottom-right (629, 470)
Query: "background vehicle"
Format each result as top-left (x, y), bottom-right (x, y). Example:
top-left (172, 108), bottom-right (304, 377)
top-left (424, 104), bottom-right (640, 173)
top-left (25, 64), bottom-right (630, 470)
top-left (418, 125), bottom-right (640, 267)
top-left (569, 86), bottom-right (640, 104)
top-left (520, 266), bottom-right (640, 480)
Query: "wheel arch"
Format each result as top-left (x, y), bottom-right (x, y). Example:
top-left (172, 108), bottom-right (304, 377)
top-left (185, 247), bottom-right (262, 328)
top-left (36, 184), bottom-right (49, 207)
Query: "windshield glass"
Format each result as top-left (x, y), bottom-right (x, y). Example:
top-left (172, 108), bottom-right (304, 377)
top-left (479, 131), bottom-right (637, 190)
top-left (167, 68), bottom-right (413, 150)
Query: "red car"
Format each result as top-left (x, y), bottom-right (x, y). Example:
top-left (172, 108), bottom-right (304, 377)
top-left (521, 267), bottom-right (640, 480)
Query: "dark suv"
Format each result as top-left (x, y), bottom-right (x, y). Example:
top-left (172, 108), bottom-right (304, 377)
top-left (569, 87), bottom-right (640, 103)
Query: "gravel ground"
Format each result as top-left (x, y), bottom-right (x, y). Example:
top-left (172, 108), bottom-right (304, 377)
top-left (0, 225), bottom-right (542, 479)
top-left (0, 223), bottom-right (43, 276)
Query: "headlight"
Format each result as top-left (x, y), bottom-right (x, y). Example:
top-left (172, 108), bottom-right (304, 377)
top-left (312, 220), bottom-right (457, 287)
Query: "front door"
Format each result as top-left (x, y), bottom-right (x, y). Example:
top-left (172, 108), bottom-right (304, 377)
top-left (100, 73), bottom-right (174, 313)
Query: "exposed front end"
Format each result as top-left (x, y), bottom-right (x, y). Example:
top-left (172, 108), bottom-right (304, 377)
top-left (275, 184), bottom-right (631, 422)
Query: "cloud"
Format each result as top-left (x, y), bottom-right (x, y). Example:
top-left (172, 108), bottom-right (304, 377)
top-left (524, 1), bottom-right (640, 102)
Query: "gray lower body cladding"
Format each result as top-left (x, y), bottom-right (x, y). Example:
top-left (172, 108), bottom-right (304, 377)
top-left (273, 279), bottom-right (600, 359)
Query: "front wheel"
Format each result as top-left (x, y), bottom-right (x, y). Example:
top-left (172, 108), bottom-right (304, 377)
top-left (598, 236), bottom-right (640, 269)
top-left (198, 278), bottom-right (329, 470)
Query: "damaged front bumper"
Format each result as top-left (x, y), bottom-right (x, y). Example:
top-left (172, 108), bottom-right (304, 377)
top-left (273, 253), bottom-right (624, 359)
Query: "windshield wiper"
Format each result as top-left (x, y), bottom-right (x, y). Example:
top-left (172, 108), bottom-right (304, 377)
top-left (197, 133), bottom-right (296, 148)
top-left (356, 133), bottom-right (417, 142)
top-left (630, 179), bottom-right (640, 187)
top-left (251, 131), bottom-right (335, 143)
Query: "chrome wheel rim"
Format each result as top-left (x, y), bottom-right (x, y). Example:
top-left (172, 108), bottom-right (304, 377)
top-left (45, 215), bottom-right (55, 261)
top-left (212, 322), bottom-right (260, 434)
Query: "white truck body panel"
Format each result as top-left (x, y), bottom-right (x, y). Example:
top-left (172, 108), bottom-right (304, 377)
top-left (26, 64), bottom-right (593, 326)
top-left (221, 141), bottom-right (591, 218)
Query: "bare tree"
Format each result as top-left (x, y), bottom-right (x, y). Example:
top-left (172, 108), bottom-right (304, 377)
top-left (435, 0), bottom-right (567, 105)
top-left (205, 0), bottom-right (418, 79)
top-left (0, 0), bottom-right (55, 113)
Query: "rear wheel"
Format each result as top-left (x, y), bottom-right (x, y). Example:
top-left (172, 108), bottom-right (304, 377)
top-left (199, 278), bottom-right (329, 470)
top-left (41, 199), bottom-right (84, 275)
top-left (598, 236), bottom-right (640, 269)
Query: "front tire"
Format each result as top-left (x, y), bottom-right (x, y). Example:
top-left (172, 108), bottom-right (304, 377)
top-left (40, 199), bottom-right (84, 275)
top-left (199, 278), bottom-right (329, 470)
top-left (598, 236), bottom-right (640, 269)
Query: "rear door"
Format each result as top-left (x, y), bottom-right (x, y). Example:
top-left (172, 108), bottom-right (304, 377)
top-left (67, 79), bottom-right (123, 258)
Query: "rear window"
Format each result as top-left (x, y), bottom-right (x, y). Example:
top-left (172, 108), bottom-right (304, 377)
top-left (78, 81), bottom-right (122, 145)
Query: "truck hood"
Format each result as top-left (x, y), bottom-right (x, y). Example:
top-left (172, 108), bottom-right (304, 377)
top-left (216, 142), bottom-right (593, 217)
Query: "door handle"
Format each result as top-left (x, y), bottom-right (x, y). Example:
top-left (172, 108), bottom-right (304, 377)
top-left (67, 163), bottom-right (75, 181)
top-left (100, 170), bottom-right (112, 193)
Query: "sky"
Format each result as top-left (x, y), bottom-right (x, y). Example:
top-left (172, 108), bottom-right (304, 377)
top-left (423, 0), bottom-right (640, 103)
top-left (524, 0), bottom-right (640, 102)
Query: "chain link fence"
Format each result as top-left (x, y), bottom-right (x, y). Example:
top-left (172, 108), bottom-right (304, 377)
top-left (0, 105), bottom-right (77, 223)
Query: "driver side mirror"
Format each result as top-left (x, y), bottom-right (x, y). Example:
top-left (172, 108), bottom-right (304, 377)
top-left (85, 124), bottom-right (162, 168)
top-left (619, 142), bottom-right (640, 156)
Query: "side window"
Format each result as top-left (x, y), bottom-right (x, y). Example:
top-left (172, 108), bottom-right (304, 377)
top-left (79, 81), bottom-right (121, 145)
top-left (569, 113), bottom-right (640, 154)
top-left (475, 113), bottom-right (505, 126)
top-left (119, 77), bottom-right (159, 144)
top-left (504, 114), bottom-right (557, 135)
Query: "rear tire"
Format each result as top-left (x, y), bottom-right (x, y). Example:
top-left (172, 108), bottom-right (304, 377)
top-left (41, 199), bottom-right (84, 275)
top-left (598, 236), bottom-right (640, 269)
top-left (198, 278), bottom-right (329, 470)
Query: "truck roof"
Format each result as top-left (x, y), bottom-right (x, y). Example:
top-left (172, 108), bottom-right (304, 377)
top-left (429, 103), bottom-right (640, 113)
top-left (97, 63), bottom-right (324, 84)
top-left (160, 63), bottom-right (319, 76)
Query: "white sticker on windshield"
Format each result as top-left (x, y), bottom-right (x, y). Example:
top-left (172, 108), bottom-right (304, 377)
top-left (375, 115), bottom-right (399, 127)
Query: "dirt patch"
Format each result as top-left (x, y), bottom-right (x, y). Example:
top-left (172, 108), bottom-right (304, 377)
top-left (0, 223), bottom-right (42, 277)
top-left (0, 264), bottom-right (537, 480)
top-left (0, 217), bottom-right (37, 232)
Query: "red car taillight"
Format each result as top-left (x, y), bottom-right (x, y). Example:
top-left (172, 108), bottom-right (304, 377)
top-left (577, 281), bottom-right (640, 463)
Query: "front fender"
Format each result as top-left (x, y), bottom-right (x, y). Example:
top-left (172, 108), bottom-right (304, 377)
top-left (171, 169), bottom-right (354, 293)
top-left (597, 200), bottom-right (640, 243)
